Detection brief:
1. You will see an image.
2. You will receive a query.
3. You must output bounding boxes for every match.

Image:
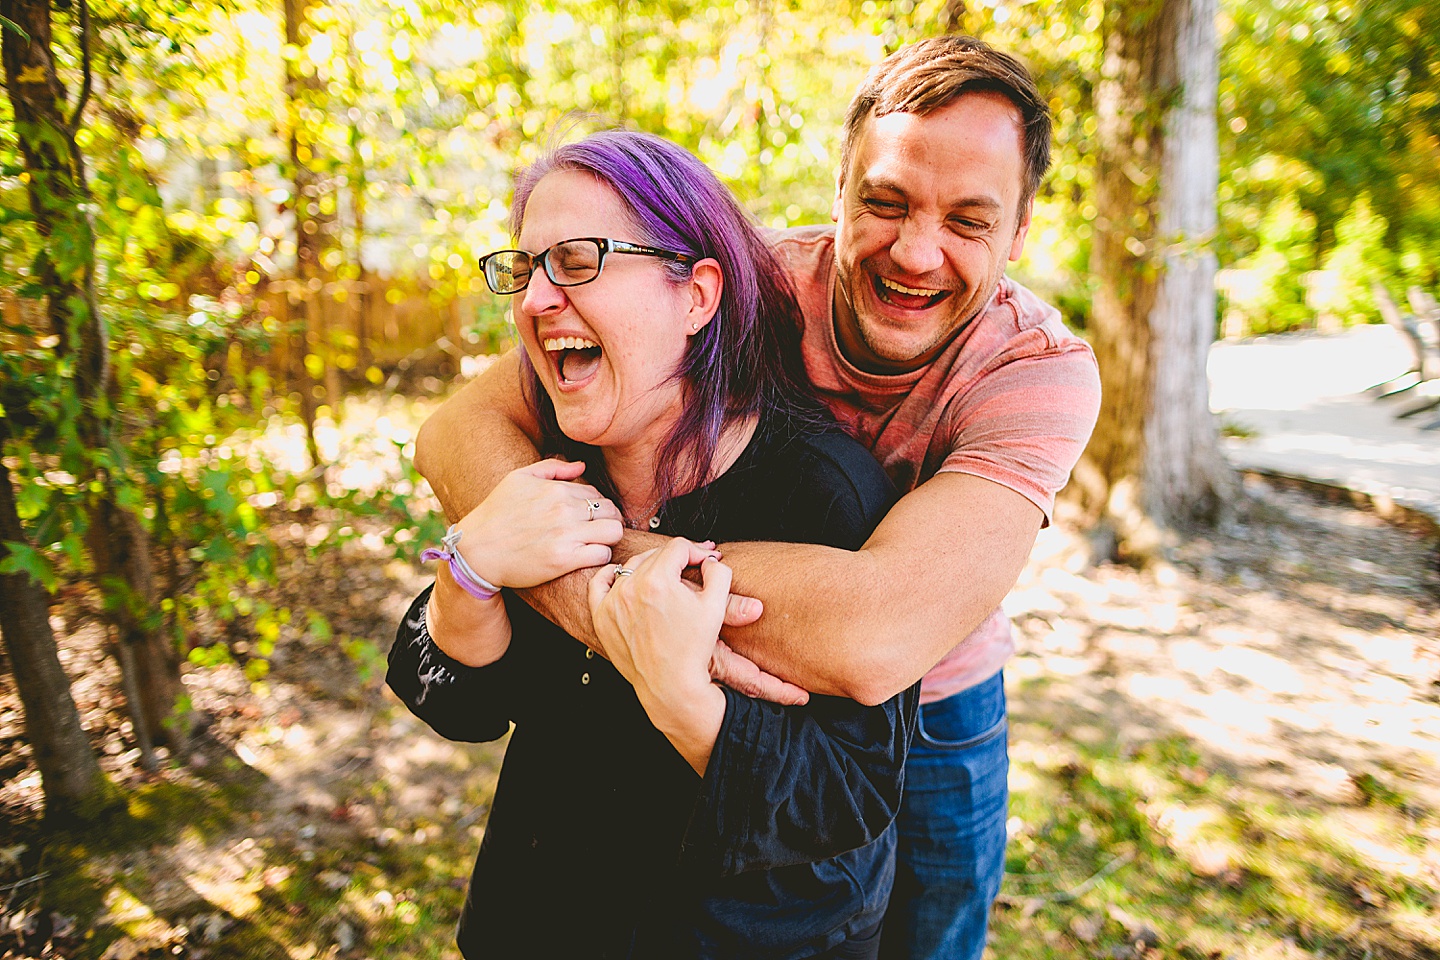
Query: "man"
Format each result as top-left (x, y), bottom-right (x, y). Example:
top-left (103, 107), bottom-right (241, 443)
top-left (414, 36), bottom-right (1100, 960)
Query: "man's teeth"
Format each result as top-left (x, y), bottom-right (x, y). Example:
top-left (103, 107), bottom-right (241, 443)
top-left (880, 277), bottom-right (944, 298)
top-left (543, 336), bottom-right (599, 351)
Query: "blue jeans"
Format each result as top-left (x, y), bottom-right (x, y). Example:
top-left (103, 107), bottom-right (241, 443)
top-left (879, 670), bottom-right (1009, 960)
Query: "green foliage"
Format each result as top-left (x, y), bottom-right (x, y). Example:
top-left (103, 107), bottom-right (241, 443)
top-left (1316, 197), bottom-right (1398, 326)
top-left (1222, 195), bottom-right (1317, 335)
top-left (1215, 0), bottom-right (1438, 331)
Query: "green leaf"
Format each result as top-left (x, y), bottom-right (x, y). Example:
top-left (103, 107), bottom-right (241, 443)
top-left (0, 542), bottom-right (58, 593)
top-left (306, 609), bottom-right (333, 642)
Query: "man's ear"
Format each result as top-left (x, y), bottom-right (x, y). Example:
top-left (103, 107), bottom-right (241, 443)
top-left (1008, 198), bottom-right (1034, 262)
top-left (685, 258), bottom-right (724, 334)
top-left (831, 169), bottom-right (845, 223)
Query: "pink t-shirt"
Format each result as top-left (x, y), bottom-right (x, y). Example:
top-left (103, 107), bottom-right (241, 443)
top-left (772, 226), bottom-right (1101, 702)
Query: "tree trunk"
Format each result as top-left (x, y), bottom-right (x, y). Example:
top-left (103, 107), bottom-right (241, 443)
top-left (0, 456), bottom-right (116, 822)
top-left (284, 0), bottom-right (337, 478)
top-left (0, 0), bottom-right (103, 397)
top-left (1144, 0), bottom-right (1230, 526)
top-left (3, 0), bottom-right (183, 765)
top-left (1076, 0), bottom-right (1233, 560)
top-left (85, 497), bottom-right (185, 764)
top-left (611, 0), bottom-right (628, 118)
top-left (938, 0), bottom-right (976, 35)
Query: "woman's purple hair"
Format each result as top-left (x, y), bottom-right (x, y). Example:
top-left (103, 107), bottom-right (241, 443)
top-left (510, 130), bottom-right (826, 509)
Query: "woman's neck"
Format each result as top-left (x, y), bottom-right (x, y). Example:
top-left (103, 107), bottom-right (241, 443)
top-left (603, 412), bottom-right (760, 525)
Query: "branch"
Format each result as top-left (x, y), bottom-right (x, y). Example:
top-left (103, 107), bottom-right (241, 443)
top-left (0, 871), bottom-right (49, 894)
top-left (996, 850), bottom-right (1136, 908)
top-left (67, 0), bottom-right (92, 135)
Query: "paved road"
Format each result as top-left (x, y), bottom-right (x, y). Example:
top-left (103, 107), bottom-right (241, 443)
top-left (1209, 324), bottom-right (1440, 525)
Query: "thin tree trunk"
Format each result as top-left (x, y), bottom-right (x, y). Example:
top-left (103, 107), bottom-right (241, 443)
top-left (3, 0), bottom-right (183, 765)
top-left (612, 0), bottom-right (627, 119)
top-left (284, 0), bottom-right (335, 478)
top-left (0, 455), bottom-right (116, 821)
top-left (0, 0), bottom-right (103, 395)
top-left (938, 0), bottom-right (974, 35)
top-left (85, 497), bottom-right (184, 765)
top-left (345, 22), bottom-right (370, 374)
top-left (1077, 0), bottom-right (1232, 560)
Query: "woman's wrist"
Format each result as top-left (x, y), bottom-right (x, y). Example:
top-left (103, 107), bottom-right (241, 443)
top-left (636, 680), bottom-right (726, 775)
top-left (426, 565), bottom-right (512, 668)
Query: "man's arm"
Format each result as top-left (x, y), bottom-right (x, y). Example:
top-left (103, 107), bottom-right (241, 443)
top-left (416, 350), bottom-right (538, 522)
top-left (417, 357), bottom-right (1040, 705)
top-left (718, 472), bottom-right (1043, 706)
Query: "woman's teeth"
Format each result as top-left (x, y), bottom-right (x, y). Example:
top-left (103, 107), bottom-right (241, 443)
top-left (543, 336), bottom-right (599, 351)
top-left (543, 336), bottom-right (603, 384)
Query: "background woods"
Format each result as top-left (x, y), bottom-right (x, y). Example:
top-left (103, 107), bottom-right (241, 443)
top-left (1, 0), bottom-right (1438, 958)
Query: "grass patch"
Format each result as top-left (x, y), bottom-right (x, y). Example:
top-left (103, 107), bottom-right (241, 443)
top-left (994, 683), bottom-right (1440, 960)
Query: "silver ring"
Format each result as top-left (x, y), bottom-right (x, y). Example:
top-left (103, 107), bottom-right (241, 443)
top-left (613, 567), bottom-right (634, 578)
top-left (587, 499), bottom-right (602, 521)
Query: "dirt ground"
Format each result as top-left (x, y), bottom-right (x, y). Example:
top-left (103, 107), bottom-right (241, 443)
top-left (2, 466), bottom-right (1437, 959)
top-left (1010, 477), bottom-right (1440, 816)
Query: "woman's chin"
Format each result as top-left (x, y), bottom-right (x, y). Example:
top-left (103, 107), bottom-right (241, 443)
top-left (553, 411), bottom-right (608, 448)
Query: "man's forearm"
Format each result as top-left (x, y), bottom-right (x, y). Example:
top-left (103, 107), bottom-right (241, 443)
top-left (512, 529), bottom-right (665, 648)
top-left (718, 473), bottom-right (1042, 705)
top-left (416, 350), bottom-right (604, 640)
top-left (415, 351), bottom-right (541, 522)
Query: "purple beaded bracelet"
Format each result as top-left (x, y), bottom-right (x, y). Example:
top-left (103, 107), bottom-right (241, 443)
top-left (420, 525), bottom-right (500, 602)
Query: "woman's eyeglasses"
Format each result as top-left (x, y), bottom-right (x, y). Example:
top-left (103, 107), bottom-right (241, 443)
top-left (478, 238), bottom-right (696, 295)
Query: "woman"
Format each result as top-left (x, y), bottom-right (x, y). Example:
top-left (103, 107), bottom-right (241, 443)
top-left (386, 131), bottom-right (916, 960)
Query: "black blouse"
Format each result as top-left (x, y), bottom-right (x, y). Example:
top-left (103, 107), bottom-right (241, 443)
top-left (387, 416), bottom-right (917, 959)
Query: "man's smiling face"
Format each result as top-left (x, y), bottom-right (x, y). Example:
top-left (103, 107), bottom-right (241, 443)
top-left (831, 90), bottom-right (1033, 374)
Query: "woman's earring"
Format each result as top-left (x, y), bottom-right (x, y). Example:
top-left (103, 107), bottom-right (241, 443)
top-left (691, 322), bottom-right (700, 331)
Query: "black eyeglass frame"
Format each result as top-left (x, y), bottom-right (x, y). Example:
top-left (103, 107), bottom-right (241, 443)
top-left (477, 237), bottom-right (698, 295)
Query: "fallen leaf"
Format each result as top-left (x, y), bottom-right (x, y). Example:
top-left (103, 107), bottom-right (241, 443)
top-left (334, 919), bottom-right (357, 951)
top-left (1069, 913), bottom-right (1102, 942)
top-left (319, 869), bottom-right (351, 891)
top-left (101, 937), bottom-right (142, 960)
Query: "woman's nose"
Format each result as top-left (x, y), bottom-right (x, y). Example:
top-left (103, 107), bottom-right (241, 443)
top-left (520, 266), bottom-right (568, 315)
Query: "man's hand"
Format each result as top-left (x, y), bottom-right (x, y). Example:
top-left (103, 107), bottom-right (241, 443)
top-left (709, 638), bottom-right (809, 705)
top-left (717, 473), bottom-right (1044, 705)
top-left (497, 528), bottom-right (806, 705)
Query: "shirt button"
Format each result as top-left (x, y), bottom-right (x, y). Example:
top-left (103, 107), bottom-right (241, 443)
top-left (585, 649), bottom-right (594, 659)
top-left (581, 673), bottom-right (590, 685)
top-left (648, 516), bottom-right (660, 529)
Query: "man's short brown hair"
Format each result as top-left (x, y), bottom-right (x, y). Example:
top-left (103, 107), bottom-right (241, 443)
top-left (839, 35), bottom-right (1052, 210)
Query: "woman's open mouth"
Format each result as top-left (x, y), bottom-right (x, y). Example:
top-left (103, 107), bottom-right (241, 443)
top-left (872, 275), bottom-right (952, 311)
top-left (543, 336), bottom-right (603, 386)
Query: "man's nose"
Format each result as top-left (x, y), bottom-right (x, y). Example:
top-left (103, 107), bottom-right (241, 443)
top-left (888, 218), bottom-right (946, 276)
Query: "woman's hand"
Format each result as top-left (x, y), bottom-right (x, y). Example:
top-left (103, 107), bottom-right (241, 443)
top-left (589, 538), bottom-right (729, 774)
top-left (453, 458), bottom-right (624, 589)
